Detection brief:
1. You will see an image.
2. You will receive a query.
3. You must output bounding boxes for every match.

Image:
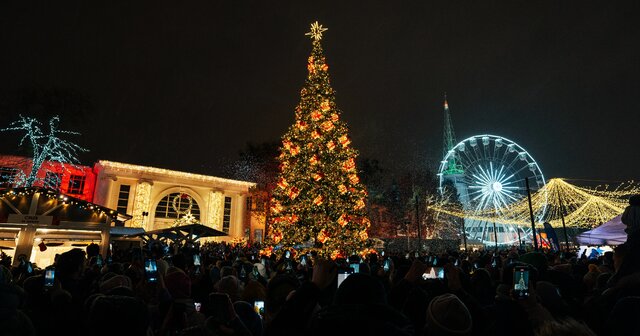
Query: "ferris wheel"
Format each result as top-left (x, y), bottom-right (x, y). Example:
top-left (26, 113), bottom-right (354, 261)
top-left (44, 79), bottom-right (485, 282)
top-left (437, 134), bottom-right (546, 245)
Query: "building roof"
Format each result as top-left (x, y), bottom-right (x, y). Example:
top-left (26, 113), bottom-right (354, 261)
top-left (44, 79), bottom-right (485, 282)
top-left (96, 160), bottom-right (256, 188)
top-left (0, 187), bottom-right (131, 224)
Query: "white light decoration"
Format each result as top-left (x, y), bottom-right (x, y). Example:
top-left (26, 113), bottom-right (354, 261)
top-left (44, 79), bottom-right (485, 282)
top-left (172, 210), bottom-right (198, 227)
top-left (132, 182), bottom-right (152, 229)
top-left (207, 190), bottom-right (224, 230)
top-left (1, 115), bottom-right (88, 187)
top-left (98, 160), bottom-right (255, 189)
top-left (468, 162), bottom-right (521, 215)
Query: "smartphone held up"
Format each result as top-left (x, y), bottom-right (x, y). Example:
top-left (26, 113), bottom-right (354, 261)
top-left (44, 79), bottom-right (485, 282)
top-left (254, 300), bottom-right (265, 317)
top-left (421, 267), bottom-right (445, 280)
top-left (513, 265), bottom-right (530, 299)
top-left (145, 259), bottom-right (159, 283)
top-left (44, 268), bottom-right (55, 288)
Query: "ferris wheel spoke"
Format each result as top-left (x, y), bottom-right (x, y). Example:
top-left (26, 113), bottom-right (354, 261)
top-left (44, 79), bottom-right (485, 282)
top-left (511, 165), bottom-right (532, 179)
top-left (501, 190), bottom-right (521, 202)
top-left (503, 155), bottom-right (521, 173)
top-left (477, 165), bottom-right (492, 183)
top-left (476, 192), bottom-right (493, 210)
top-left (496, 142), bottom-right (508, 164)
top-left (473, 175), bottom-right (490, 189)
top-left (470, 189), bottom-right (487, 201)
top-left (500, 179), bottom-right (519, 187)
top-left (495, 165), bottom-right (506, 182)
top-left (500, 190), bottom-right (521, 200)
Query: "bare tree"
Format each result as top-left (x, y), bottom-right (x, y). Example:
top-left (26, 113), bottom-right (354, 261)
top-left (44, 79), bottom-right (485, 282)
top-left (1, 115), bottom-right (88, 187)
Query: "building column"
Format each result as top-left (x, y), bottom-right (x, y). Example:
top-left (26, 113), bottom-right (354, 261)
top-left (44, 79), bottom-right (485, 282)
top-left (13, 225), bottom-right (36, 267)
top-left (100, 226), bottom-right (110, 258)
top-left (131, 180), bottom-right (153, 230)
top-left (236, 194), bottom-right (248, 239)
top-left (207, 189), bottom-right (224, 231)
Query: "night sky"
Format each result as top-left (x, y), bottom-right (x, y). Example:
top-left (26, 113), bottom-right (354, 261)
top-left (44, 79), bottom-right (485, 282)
top-left (1, 1), bottom-right (638, 183)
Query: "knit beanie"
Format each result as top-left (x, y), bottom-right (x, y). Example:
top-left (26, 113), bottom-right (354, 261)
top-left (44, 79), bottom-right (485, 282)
top-left (165, 267), bottom-right (191, 299)
top-left (99, 275), bottom-right (132, 294)
top-left (425, 293), bottom-right (472, 336)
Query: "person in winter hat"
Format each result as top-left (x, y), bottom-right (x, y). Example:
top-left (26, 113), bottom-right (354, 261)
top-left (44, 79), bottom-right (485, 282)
top-left (424, 293), bottom-right (472, 336)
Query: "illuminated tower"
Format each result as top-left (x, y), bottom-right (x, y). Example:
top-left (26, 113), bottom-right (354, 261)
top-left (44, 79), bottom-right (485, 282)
top-left (442, 94), bottom-right (463, 175)
top-left (440, 95), bottom-right (469, 205)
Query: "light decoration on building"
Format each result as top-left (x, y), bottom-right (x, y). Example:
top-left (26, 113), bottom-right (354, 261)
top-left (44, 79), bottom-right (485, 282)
top-left (1, 115), bottom-right (88, 187)
top-left (171, 193), bottom-right (194, 215)
top-left (265, 22), bottom-right (370, 258)
top-left (207, 190), bottom-right (224, 230)
top-left (171, 193), bottom-right (198, 227)
top-left (98, 161), bottom-right (255, 189)
top-left (132, 182), bottom-right (152, 229)
top-left (432, 178), bottom-right (639, 229)
top-left (0, 187), bottom-right (119, 221)
top-left (172, 211), bottom-right (198, 227)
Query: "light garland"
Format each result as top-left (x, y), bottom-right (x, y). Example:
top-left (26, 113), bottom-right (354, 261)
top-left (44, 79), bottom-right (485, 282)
top-left (0, 187), bottom-right (119, 219)
top-left (171, 193), bottom-right (194, 215)
top-left (1, 115), bottom-right (88, 188)
top-left (432, 178), bottom-right (638, 228)
top-left (207, 190), bottom-right (224, 230)
top-left (131, 182), bottom-right (152, 229)
top-left (98, 160), bottom-right (255, 189)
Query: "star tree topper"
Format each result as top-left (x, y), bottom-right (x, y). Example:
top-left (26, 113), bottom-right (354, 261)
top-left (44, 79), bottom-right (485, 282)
top-left (305, 21), bottom-right (328, 41)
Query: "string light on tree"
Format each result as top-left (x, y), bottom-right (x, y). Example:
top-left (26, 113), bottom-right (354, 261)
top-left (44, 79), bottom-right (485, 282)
top-left (1, 115), bottom-right (88, 188)
top-left (265, 22), bottom-right (370, 258)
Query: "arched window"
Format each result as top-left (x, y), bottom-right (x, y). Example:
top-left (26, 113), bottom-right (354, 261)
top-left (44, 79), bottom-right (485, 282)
top-left (154, 193), bottom-right (200, 221)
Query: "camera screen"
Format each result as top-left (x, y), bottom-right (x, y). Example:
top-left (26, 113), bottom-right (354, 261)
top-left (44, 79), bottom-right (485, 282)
top-left (145, 259), bottom-right (158, 282)
top-left (350, 263), bottom-right (359, 273)
top-left (513, 268), bottom-right (530, 299)
top-left (337, 272), bottom-right (351, 288)
top-left (193, 254), bottom-right (201, 266)
top-left (254, 301), bottom-right (265, 316)
top-left (422, 267), bottom-right (444, 280)
top-left (44, 269), bottom-right (55, 287)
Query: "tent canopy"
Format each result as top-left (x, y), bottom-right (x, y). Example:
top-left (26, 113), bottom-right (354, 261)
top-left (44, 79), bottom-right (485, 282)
top-left (576, 215), bottom-right (627, 246)
top-left (125, 223), bottom-right (227, 245)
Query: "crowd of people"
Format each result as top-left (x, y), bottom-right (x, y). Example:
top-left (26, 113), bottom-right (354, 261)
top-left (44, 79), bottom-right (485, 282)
top-left (0, 197), bottom-right (638, 336)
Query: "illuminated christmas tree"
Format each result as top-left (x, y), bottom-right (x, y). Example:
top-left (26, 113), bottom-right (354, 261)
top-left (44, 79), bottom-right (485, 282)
top-left (266, 22), bottom-right (370, 258)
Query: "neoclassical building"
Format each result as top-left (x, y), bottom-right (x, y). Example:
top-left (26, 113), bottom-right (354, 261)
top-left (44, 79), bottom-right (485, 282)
top-left (0, 156), bottom-right (261, 267)
top-left (92, 160), bottom-right (258, 241)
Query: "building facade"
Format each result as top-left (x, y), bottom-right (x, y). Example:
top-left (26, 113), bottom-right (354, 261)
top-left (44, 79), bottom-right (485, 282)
top-left (92, 160), bottom-right (258, 241)
top-left (0, 155), bottom-right (96, 201)
top-left (0, 155), bottom-right (262, 267)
